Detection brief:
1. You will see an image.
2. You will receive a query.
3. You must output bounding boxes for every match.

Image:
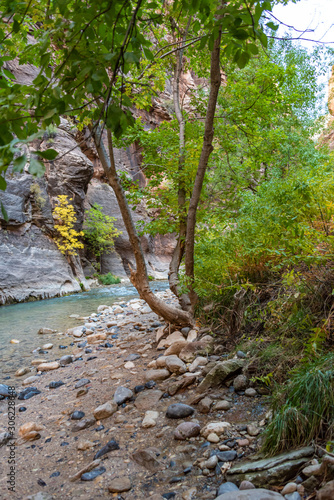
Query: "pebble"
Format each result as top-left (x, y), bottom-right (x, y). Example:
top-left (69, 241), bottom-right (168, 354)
top-left (10, 339), bottom-right (20, 344)
top-left (174, 422), bottom-right (201, 440)
top-left (18, 387), bottom-right (41, 400)
top-left (75, 379), bottom-right (90, 389)
top-left (245, 388), bottom-right (257, 397)
top-left (214, 400), bottom-right (231, 411)
top-left (166, 403), bottom-right (195, 419)
top-left (144, 369), bottom-right (170, 382)
top-left (108, 476), bottom-right (132, 493)
top-left (165, 355), bottom-right (187, 374)
top-left (201, 455), bottom-right (218, 469)
top-left (71, 417), bottom-right (95, 432)
top-left (15, 367), bottom-right (30, 377)
top-left (42, 343), bottom-right (53, 350)
top-left (239, 480), bottom-right (256, 490)
top-left (282, 483), bottom-right (297, 495)
top-left (59, 355), bottom-right (73, 366)
top-left (285, 493), bottom-right (301, 500)
top-left (134, 385), bottom-right (145, 393)
top-left (93, 401), bottom-right (118, 420)
top-left (114, 386), bottom-right (134, 405)
top-left (22, 376), bottom-right (40, 386)
top-left (37, 362), bottom-right (60, 372)
top-left (81, 467), bottom-right (106, 481)
top-left (71, 411), bottom-right (85, 420)
top-left (233, 374), bottom-right (248, 391)
top-left (217, 482), bottom-right (239, 495)
top-left (236, 350), bottom-right (247, 358)
top-left (77, 440), bottom-right (94, 451)
top-left (198, 396), bottom-right (213, 414)
top-left (125, 353), bottom-right (141, 362)
top-left (207, 432), bottom-right (220, 443)
top-left (18, 422), bottom-right (43, 441)
top-left (49, 381), bottom-right (64, 389)
top-left (246, 424), bottom-right (260, 436)
top-left (216, 450), bottom-right (237, 461)
top-left (124, 361), bottom-right (135, 369)
top-left (145, 380), bottom-right (156, 389)
top-left (94, 439), bottom-right (120, 459)
top-left (142, 411), bottom-right (159, 428)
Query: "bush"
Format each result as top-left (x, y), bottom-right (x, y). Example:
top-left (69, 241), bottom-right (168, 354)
top-left (262, 354), bottom-right (334, 455)
top-left (97, 273), bottom-right (121, 285)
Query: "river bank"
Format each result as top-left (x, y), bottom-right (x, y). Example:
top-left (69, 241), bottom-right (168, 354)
top-left (0, 290), bottom-right (332, 500)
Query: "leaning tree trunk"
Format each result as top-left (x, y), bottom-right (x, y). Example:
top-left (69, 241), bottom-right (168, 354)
top-left (93, 127), bottom-right (194, 327)
top-left (184, 27), bottom-right (222, 312)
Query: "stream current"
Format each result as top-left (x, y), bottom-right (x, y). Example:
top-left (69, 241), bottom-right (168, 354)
top-left (0, 281), bottom-right (169, 381)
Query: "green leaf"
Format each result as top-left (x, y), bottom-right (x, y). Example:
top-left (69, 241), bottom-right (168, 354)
top-left (12, 154), bottom-right (27, 172)
top-left (236, 51), bottom-right (250, 69)
top-left (29, 158), bottom-right (45, 177)
top-left (266, 22), bottom-right (278, 31)
top-left (34, 149), bottom-right (58, 160)
top-left (0, 201), bottom-right (8, 221)
top-left (0, 175), bottom-right (7, 190)
top-left (247, 43), bottom-right (259, 55)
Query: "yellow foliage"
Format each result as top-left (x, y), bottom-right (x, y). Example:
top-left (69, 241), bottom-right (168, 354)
top-left (52, 195), bottom-right (84, 255)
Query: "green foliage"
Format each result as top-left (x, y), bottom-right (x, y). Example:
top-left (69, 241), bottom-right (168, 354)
top-left (96, 273), bottom-right (121, 285)
top-left (262, 354), bottom-right (334, 455)
top-left (83, 204), bottom-right (121, 258)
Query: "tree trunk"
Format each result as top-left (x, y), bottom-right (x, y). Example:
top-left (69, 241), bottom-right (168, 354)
top-left (93, 127), bottom-right (194, 326)
top-left (184, 27), bottom-right (222, 311)
top-left (169, 16), bottom-right (192, 312)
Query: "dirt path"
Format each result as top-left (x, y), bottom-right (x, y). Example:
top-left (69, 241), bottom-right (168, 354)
top-left (0, 290), bottom-right (268, 500)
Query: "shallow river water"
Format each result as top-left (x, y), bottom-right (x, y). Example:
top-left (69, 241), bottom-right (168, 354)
top-left (0, 281), bottom-right (169, 380)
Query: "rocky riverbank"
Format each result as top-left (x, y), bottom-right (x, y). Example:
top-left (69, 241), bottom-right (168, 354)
top-left (0, 290), bottom-right (333, 499)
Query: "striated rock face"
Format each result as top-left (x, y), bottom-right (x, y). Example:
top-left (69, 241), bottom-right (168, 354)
top-left (0, 123), bottom-right (94, 304)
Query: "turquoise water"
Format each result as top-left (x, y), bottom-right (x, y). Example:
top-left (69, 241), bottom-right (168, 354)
top-left (0, 281), bottom-right (169, 380)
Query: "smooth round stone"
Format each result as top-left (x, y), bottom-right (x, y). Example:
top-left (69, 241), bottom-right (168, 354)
top-left (239, 480), bottom-right (256, 490)
top-left (166, 403), bottom-right (195, 419)
top-left (215, 400), bottom-right (232, 411)
top-left (71, 411), bottom-right (85, 420)
top-left (75, 379), bottom-right (90, 389)
top-left (15, 367), bottom-right (30, 377)
top-left (216, 450), bottom-right (237, 461)
top-left (207, 432), bottom-right (219, 443)
top-left (236, 350), bottom-right (246, 359)
top-left (281, 483), bottom-right (297, 495)
top-left (125, 353), bottom-right (140, 362)
top-left (217, 482), bottom-right (239, 496)
top-left (233, 374), bottom-right (248, 391)
top-left (42, 343), bottom-right (53, 350)
top-left (245, 388), bottom-right (257, 397)
top-left (10, 339), bottom-right (20, 344)
top-left (174, 422), bottom-right (201, 440)
top-left (108, 476), bottom-right (132, 493)
top-left (19, 407), bottom-right (27, 412)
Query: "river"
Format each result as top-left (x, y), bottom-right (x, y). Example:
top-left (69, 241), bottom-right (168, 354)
top-left (0, 281), bottom-right (169, 381)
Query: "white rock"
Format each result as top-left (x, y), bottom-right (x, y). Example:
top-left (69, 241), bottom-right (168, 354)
top-left (207, 432), bottom-right (220, 443)
top-left (97, 305), bottom-right (109, 312)
top-left (201, 421), bottom-right (231, 438)
top-left (124, 361), bottom-right (135, 369)
top-left (42, 343), bottom-right (53, 350)
top-left (187, 330), bottom-right (198, 342)
top-left (113, 306), bottom-right (124, 314)
top-left (281, 483), bottom-right (297, 495)
top-left (142, 411), bottom-right (159, 428)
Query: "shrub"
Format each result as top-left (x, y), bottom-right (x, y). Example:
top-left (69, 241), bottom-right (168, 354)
top-left (52, 195), bottom-right (84, 255)
top-left (262, 354), bottom-right (334, 455)
top-left (83, 204), bottom-right (121, 258)
top-left (97, 273), bottom-right (121, 285)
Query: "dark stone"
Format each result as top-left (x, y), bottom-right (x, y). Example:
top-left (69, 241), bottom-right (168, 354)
top-left (170, 460), bottom-right (177, 468)
top-left (145, 380), bottom-right (156, 389)
top-left (37, 479), bottom-right (46, 487)
top-left (71, 411), bottom-right (85, 420)
top-left (85, 348), bottom-right (93, 353)
top-left (95, 425), bottom-right (104, 431)
top-left (166, 403), bottom-right (195, 419)
top-left (111, 334), bottom-right (118, 339)
top-left (18, 387), bottom-right (41, 400)
top-left (104, 343), bottom-right (113, 348)
top-left (216, 450), bottom-right (238, 462)
top-left (60, 442), bottom-right (69, 446)
top-left (162, 494), bottom-right (176, 499)
top-left (134, 385), bottom-right (145, 394)
top-left (18, 407), bottom-right (27, 412)
top-left (59, 355), bottom-right (73, 366)
top-left (302, 475), bottom-right (319, 492)
top-left (74, 378), bottom-right (90, 389)
top-left (81, 467), bottom-right (106, 481)
top-left (169, 477), bottom-right (183, 484)
top-left (77, 341), bottom-right (87, 348)
top-left (183, 467), bottom-right (192, 474)
top-left (87, 356), bottom-right (97, 361)
top-left (50, 472), bottom-right (60, 478)
top-left (49, 381), bottom-right (64, 389)
top-left (181, 327), bottom-right (190, 335)
top-left (94, 439), bottom-right (120, 459)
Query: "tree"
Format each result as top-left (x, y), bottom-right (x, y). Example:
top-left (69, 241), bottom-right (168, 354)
top-left (53, 195), bottom-right (84, 255)
top-left (83, 203), bottom-right (121, 268)
top-left (0, 0), bottom-right (279, 325)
